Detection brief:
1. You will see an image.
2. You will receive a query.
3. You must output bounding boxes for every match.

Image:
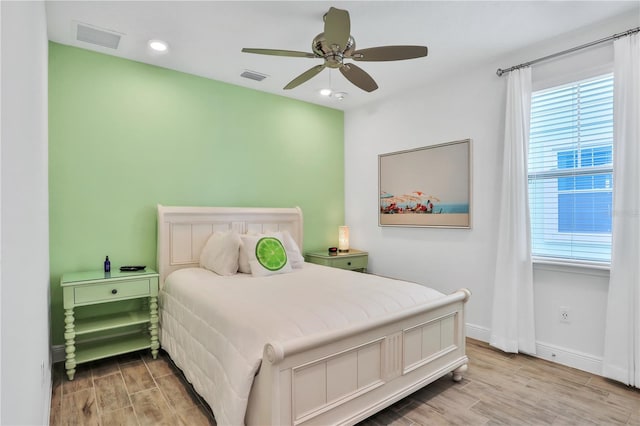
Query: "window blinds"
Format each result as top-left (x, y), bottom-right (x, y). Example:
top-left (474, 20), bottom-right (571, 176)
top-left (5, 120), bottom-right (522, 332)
top-left (528, 74), bottom-right (614, 264)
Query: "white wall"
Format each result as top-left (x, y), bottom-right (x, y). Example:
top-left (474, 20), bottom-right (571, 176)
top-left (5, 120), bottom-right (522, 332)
top-left (345, 11), bottom-right (639, 374)
top-left (1, 1), bottom-right (51, 424)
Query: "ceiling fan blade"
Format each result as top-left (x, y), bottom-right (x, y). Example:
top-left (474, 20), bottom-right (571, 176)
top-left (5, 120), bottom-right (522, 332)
top-left (242, 48), bottom-right (316, 58)
top-left (339, 63), bottom-right (378, 92)
top-left (351, 46), bottom-right (428, 62)
top-left (324, 7), bottom-right (350, 52)
top-left (284, 64), bottom-right (326, 90)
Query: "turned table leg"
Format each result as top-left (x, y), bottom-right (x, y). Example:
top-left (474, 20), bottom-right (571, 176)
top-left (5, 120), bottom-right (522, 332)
top-left (452, 364), bottom-right (468, 382)
top-left (64, 308), bottom-right (76, 380)
top-left (149, 296), bottom-right (159, 359)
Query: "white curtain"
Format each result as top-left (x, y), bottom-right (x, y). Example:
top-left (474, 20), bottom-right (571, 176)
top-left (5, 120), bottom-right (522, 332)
top-left (490, 67), bottom-right (537, 355)
top-left (603, 32), bottom-right (640, 387)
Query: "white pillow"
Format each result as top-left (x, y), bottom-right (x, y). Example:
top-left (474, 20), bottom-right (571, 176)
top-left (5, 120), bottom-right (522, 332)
top-left (199, 231), bottom-right (241, 276)
top-left (281, 230), bottom-right (305, 269)
top-left (238, 238), bottom-right (252, 274)
top-left (239, 234), bottom-right (292, 277)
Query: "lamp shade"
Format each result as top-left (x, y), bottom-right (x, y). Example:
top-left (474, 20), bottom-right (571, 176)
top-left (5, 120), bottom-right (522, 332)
top-left (338, 226), bottom-right (350, 252)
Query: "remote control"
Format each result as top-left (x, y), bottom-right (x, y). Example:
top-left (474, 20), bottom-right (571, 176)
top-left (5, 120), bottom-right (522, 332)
top-left (119, 266), bottom-right (146, 271)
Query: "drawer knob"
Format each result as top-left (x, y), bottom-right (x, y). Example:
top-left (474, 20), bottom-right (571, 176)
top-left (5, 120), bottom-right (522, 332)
top-left (347, 261), bottom-right (352, 266)
top-left (111, 289), bottom-right (118, 295)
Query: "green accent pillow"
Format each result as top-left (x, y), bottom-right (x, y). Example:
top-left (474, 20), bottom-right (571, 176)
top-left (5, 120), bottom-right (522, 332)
top-left (240, 234), bottom-right (293, 277)
top-left (255, 237), bottom-right (288, 271)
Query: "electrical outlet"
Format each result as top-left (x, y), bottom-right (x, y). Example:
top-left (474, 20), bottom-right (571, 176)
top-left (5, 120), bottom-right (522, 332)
top-left (559, 306), bottom-right (571, 323)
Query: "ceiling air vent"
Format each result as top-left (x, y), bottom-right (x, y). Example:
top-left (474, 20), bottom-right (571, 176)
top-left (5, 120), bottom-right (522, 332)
top-left (240, 70), bottom-right (268, 82)
top-left (76, 23), bottom-right (122, 49)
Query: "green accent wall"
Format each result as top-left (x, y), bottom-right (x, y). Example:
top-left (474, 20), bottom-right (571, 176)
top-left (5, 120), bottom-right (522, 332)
top-left (49, 42), bottom-right (344, 345)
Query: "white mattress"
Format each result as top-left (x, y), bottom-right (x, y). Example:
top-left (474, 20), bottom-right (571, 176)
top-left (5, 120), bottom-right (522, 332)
top-left (159, 263), bottom-right (445, 426)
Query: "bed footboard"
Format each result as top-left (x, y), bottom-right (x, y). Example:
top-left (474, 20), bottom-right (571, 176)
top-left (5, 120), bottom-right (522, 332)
top-left (246, 288), bottom-right (471, 426)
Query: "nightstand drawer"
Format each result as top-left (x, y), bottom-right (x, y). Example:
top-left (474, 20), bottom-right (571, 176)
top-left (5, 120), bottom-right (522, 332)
top-left (305, 249), bottom-right (368, 272)
top-left (330, 256), bottom-right (368, 270)
top-left (74, 279), bottom-right (151, 304)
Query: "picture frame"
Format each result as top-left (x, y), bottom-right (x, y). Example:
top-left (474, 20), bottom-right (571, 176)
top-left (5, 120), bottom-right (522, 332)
top-left (379, 139), bottom-right (472, 228)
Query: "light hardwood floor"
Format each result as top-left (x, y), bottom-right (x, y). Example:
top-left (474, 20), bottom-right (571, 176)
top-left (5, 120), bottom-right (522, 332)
top-left (50, 339), bottom-right (639, 425)
top-left (50, 350), bottom-right (216, 426)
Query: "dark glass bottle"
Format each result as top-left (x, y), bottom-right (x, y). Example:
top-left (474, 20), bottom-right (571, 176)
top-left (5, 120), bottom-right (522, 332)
top-left (104, 256), bottom-right (111, 272)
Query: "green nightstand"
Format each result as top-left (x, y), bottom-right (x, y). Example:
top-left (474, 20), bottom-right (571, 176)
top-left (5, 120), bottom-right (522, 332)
top-left (305, 249), bottom-right (368, 272)
top-left (61, 269), bottom-right (159, 380)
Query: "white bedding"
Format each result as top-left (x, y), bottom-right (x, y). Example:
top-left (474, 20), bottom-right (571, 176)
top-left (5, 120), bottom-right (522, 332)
top-left (159, 263), bottom-right (445, 426)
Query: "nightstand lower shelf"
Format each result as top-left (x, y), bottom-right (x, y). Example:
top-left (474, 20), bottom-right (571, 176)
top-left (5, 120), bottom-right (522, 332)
top-left (75, 311), bottom-right (151, 335)
top-left (75, 334), bottom-right (151, 364)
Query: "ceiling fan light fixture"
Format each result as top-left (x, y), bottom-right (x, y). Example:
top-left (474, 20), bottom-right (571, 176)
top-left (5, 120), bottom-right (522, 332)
top-left (333, 92), bottom-right (347, 101)
top-left (319, 88), bottom-right (332, 96)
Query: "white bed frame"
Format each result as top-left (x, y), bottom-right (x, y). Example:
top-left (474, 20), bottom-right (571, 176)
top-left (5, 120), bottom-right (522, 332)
top-left (157, 205), bottom-right (470, 426)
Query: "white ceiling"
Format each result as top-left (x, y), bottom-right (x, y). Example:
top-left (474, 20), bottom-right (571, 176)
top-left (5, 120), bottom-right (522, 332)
top-left (45, 1), bottom-right (639, 111)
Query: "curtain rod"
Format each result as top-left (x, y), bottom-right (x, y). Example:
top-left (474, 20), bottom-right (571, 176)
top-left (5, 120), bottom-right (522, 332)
top-left (496, 26), bottom-right (640, 77)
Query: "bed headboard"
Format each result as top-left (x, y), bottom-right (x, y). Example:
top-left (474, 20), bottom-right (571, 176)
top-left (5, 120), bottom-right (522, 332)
top-left (157, 205), bottom-right (303, 285)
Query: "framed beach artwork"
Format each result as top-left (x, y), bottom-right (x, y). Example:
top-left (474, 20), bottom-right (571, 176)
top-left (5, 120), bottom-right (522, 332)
top-left (379, 139), bottom-right (472, 228)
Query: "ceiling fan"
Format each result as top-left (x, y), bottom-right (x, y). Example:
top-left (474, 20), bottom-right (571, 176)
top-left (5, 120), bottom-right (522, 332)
top-left (241, 7), bottom-right (428, 93)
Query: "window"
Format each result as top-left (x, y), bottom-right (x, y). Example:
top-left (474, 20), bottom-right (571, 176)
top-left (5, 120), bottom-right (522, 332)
top-left (528, 74), bottom-right (613, 264)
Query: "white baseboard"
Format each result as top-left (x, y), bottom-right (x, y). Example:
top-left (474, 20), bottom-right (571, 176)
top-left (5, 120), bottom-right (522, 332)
top-left (52, 344), bottom-right (65, 364)
top-left (465, 323), bottom-right (491, 342)
top-left (465, 323), bottom-right (603, 376)
top-left (534, 341), bottom-right (602, 376)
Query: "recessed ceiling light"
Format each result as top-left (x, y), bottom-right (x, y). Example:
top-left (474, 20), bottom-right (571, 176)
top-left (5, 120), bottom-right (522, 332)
top-left (319, 88), bottom-right (332, 96)
top-left (148, 39), bottom-right (168, 53)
